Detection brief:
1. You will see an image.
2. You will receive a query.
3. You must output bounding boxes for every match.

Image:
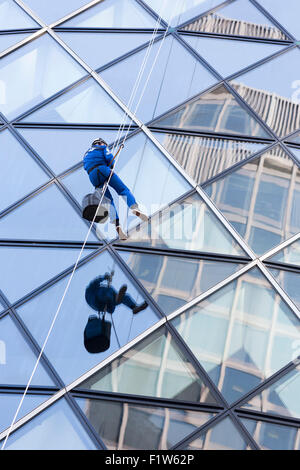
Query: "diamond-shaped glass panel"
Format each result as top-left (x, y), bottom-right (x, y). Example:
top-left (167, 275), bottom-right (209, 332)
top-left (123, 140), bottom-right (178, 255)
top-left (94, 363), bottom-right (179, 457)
top-left (76, 326), bottom-right (219, 404)
top-left (153, 85), bottom-right (270, 139)
top-left (182, 0), bottom-right (288, 40)
top-left (172, 267), bottom-right (300, 404)
top-left (205, 145), bottom-right (300, 256)
top-left (0, 34), bottom-right (86, 120)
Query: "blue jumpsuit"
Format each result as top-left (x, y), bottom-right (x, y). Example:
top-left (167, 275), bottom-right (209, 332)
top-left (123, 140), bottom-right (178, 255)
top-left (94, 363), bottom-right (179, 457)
top-left (83, 144), bottom-right (137, 224)
top-left (85, 275), bottom-right (138, 314)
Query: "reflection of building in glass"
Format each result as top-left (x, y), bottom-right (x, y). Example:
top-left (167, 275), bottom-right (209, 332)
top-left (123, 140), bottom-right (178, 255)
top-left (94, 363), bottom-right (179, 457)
top-left (183, 12), bottom-right (287, 40)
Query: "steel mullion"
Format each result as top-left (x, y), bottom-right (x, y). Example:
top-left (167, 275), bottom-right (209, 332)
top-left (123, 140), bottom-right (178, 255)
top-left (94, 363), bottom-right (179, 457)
top-left (249, 0), bottom-right (296, 42)
top-left (178, 30), bottom-right (292, 46)
top-left (235, 409), bottom-right (300, 428)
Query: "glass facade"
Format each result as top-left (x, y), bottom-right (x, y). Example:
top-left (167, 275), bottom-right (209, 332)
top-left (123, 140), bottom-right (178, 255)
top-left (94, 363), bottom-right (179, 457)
top-left (0, 0), bottom-right (299, 451)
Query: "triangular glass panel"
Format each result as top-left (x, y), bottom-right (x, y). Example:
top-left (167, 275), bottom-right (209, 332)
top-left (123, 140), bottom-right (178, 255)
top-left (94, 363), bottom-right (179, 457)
top-left (61, 132), bottom-right (191, 241)
top-left (100, 35), bottom-right (217, 123)
top-left (230, 48), bottom-right (300, 138)
top-left (0, 245), bottom-right (94, 303)
top-left (182, 34), bottom-right (286, 78)
top-left (266, 239), bottom-right (300, 267)
top-left (0, 130), bottom-right (49, 212)
top-left (0, 32), bottom-right (32, 54)
top-left (153, 85), bottom-right (270, 139)
top-left (21, 78), bottom-right (125, 124)
top-left (76, 326), bottom-right (219, 404)
top-left (0, 0), bottom-right (39, 30)
top-left (120, 250), bottom-right (243, 315)
top-left (182, 0), bottom-right (288, 40)
top-left (0, 314), bottom-right (54, 387)
top-left (57, 31), bottom-right (157, 71)
top-left (257, 0), bottom-right (300, 39)
top-left (62, 0), bottom-right (159, 29)
top-left (241, 417), bottom-right (299, 450)
top-left (172, 267), bottom-right (300, 404)
top-left (0, 392), bottom-right (52, 434)
top-left (0, 34), bottom-right (86, 121)
top-left (143, 0), bottom-right (225, 28)
top-left (22, 0), bottom-right (92, 24)
top-left (286, 131), bottom-right (300, 146)
top-left (241, 365), bottom-right (300, 420)
top-left (4, 398), bottom-right (97, 450)
top-left (186, 416), bottom-right (248, 450)
top-left (268, 267), bottom-right (300, 311)
top-left (17, 250), bottom-right (160, 385)
top-left (76, 396), bottom-right (215, 450)
top-left (154, 131), bottom-right (268, 185)
top-left (205, 145), bottom-right (300, 256)
top-left (0, 183), bottom-right (98, 242)
top-left (121, 192), bottom-right (246, 257)
top-left (17, 128), bottom-right (122, 175)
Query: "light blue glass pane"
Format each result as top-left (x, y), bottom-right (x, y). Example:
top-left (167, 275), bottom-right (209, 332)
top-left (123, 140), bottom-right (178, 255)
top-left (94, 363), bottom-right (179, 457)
top-left (17, 250), bottom-right (159, 385)
top-left (186, 417), bottom-right (248, 450)
top-left (242, 418), bottom-right (298, 450)
top-left (286, 132), bottom-right (300, 145)
top-left (5, 398), bottom-right (96, 450)
top-left (62, 133), bottom-right (191, 241)
top-left (0, 130), bottom-right (48, 212)
top-left (77, 326), bottom-right (218, 404)
top-left (231, 48), bottom-right (300, 138)
top-left (182, 34), bottom-right (285, 78)
top-left (0, 315), bottom-right (54, 386)
top-left (58, 31), bottom-right (156, 71)
top-left (22, 0), bottom-right (91, 24)
top-left (100, 35), bottom-right (216, 122)
top-left (63, 0), bottom-right (158, 28)
top-left (242, 366), bottom-right (300, 420)
top-left (172, 267), bottom-right (300, 403)
top-left (269, 268), bottom-right (300, 311)
top-left (267, 239), bottom-right (300, 267)
top-left (154, 85), bottom-right (270, 139)
top-left (121, 250), bottom-right (242, 315)
top-left (22, 78), bottom-right (125, 124)
top-left (0, 183), bottom-right (98, 242)
top-left (288, 146), bottom-right (300, 163)
top-left (76, 396), bottom-right (213, 450)
top-left (205, 146), bottom-right (300, 256)
top-left (123, 192), bottom-right (245, 256)
top-left (0, 246), bottom-right (94, 303)
top-left (0, 393), bottom-right (50, 433)
top-left (258, 0), bottom-right (300, 39)
top-left (0, 34), bottom-right (86, 120)
top-left (0, 0), bottom-right (38, 29)
top-left (18, 128), bottom-right (121, 174)
top-left (0, 33), bottom-right (31, 53)
top-left (145, 0), bottom-right (223, 27)
top-left (154, 131), bottom-right (267, 185)
top-left (183, 0), bottom-right (287, 40)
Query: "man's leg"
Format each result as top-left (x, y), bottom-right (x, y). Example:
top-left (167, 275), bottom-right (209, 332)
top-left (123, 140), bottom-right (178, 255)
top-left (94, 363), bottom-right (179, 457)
top-left (98, 186), bottom-right (127, 240)
top-left (121, 292), bottom-right (148, 315)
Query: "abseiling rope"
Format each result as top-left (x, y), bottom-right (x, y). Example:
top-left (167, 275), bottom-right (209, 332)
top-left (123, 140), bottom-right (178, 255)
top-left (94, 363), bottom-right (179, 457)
top-left (1, 0), bottom-right (184, 449)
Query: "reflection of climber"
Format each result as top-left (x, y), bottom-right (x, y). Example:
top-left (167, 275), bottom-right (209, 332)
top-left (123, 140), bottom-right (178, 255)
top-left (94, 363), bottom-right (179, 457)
top-left (83, 272), bottom-right (148, 354)
top-left (83, 138), bottom-right (148, 240)
top-left (85, 272), bottom-right (148, 315)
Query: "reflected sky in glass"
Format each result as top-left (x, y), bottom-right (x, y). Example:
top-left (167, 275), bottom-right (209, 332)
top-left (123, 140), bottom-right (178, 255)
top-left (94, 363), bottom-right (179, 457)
top-left (258, 0), bottom-right (300, 39)
top-left (17, 250), bottom-right (159, 385)
top-left (101, 35), bottom-right (216, 123)
top-left (0, 33), bottom-right (31, 54)
top-left (205, 146), bottom-right (300, 256)
top-left (242, 417), bottom-right (299, 450)
top-left (22, 0), bottom-right (91, 24)
top-left (4, 398), bottom-right (96, 450)
top-left (0, 0), bottom-right (38, 29)
top-left (121, 250), bottom-right (242, 315)
top-left (186, 417), bottom-right (247, 450)
top-left (267, 239), bottom-right (300, 267)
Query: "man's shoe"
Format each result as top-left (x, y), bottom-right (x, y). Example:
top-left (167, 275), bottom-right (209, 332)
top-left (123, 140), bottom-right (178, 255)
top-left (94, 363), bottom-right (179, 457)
top-left (131, 206), bottom-right (148, 222)
top-left (116, 225), bottom-right (128, 240)
top-left (116, 284), bottom-right (127, 305)
top-left (132, 301), bottom-right (148, 314)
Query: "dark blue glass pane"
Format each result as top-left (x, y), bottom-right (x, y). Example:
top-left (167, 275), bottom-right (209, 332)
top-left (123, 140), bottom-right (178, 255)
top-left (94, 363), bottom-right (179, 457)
top-left (242, 418), bottom-right (298, 450)
top-left (4, 398), bottom-right (96, 450)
